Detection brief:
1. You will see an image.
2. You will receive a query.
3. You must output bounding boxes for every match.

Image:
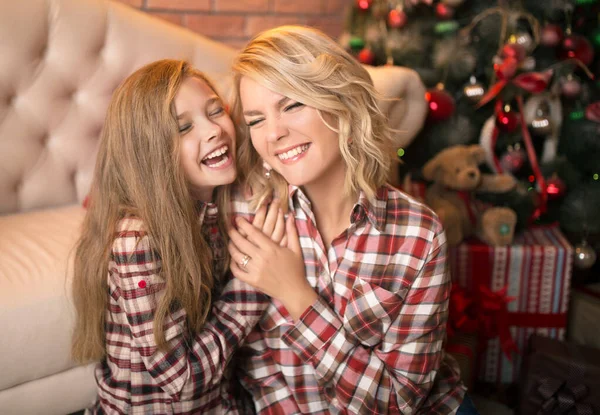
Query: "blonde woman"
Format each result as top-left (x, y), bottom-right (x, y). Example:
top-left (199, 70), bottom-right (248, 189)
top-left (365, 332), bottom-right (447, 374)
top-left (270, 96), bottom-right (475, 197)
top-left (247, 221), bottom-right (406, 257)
top-left (71, 59), bottom-right (282, 414)
top-left (227, 26), bottom-right (475, 414)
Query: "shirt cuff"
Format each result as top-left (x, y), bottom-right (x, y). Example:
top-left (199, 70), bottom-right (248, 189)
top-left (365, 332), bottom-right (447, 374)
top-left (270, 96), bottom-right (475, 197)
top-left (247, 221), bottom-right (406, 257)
top-left (282, 297), bottom-right (356, 383)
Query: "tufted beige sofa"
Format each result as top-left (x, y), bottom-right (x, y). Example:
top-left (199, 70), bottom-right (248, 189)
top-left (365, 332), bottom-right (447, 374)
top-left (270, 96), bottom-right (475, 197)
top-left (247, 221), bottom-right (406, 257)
top-left (0, 0), bottom-right (427, 413)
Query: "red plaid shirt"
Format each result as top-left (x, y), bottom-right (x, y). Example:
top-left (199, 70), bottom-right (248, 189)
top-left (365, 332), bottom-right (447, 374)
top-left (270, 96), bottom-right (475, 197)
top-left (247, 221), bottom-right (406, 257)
top-left (231, 185), bottom-right (466, 414)
top-left (91, 203), bottom-right (268, 414)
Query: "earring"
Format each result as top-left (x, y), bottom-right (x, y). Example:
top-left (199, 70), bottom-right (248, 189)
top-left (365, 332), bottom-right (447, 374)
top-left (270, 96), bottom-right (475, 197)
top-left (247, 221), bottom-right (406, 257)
top-left (263, 160), bottom-right (272, 179)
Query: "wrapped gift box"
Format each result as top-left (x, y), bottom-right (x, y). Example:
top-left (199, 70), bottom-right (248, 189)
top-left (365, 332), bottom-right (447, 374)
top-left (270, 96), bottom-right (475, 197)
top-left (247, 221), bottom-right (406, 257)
top-left (518, 334), bottom-right (600, 415)
top-left (448, 225), bottom-right (573, 384)
top-left (568, 283), bottom-right (600, 350)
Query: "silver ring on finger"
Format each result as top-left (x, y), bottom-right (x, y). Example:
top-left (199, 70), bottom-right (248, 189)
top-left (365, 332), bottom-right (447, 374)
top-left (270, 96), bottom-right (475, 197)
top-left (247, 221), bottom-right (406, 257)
top-left (240, 254), bottom-right (251, 270)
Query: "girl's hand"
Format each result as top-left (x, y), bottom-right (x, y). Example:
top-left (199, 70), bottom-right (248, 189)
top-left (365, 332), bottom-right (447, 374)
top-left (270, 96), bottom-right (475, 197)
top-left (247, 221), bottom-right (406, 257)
top-left (228, 215), bottom-right (317, 321)
top-left (248, 199), bottom-right (287, 247)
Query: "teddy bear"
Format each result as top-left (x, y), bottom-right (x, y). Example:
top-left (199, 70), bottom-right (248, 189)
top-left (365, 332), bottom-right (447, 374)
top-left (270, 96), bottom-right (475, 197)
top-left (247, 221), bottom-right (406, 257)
top-left (421, 144), bottom-right (518, 246)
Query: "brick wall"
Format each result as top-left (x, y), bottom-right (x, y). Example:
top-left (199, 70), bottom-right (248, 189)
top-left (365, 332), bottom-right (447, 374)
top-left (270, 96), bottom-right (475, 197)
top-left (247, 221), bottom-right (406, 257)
top-left (116, 0), bottom-right (348, 49)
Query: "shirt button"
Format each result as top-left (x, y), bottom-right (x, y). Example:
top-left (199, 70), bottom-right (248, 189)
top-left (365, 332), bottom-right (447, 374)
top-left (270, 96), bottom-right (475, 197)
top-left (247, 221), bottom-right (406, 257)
top-left (331, 397), bottom-right (339, 406)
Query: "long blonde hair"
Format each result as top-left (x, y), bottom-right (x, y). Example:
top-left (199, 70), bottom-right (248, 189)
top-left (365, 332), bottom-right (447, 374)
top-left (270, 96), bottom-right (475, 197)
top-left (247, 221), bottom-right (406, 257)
top-left (72, 60), bottom-right (231, 363)
top-left (231, 25), bottom-right (396, 210)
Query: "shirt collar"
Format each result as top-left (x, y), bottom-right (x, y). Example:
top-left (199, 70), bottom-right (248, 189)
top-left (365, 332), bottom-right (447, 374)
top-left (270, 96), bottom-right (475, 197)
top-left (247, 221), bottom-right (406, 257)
top-left (197, 200), bottom-right (219, 225)
top-left (288, 185), bottom-right (388, 232)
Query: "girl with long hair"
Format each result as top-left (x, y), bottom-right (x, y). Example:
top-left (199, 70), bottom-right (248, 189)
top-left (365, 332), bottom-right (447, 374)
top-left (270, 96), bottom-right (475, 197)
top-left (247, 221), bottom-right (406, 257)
top-left (227, 26), bottom-right (476, 414)
top-left (71, 59), bottom-right (281, 414)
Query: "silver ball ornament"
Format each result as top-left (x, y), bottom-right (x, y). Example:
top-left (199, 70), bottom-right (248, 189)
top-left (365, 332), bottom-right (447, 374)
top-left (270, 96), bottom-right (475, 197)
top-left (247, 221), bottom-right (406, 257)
top-left (463, 76), bottom-right (484, 103)
top-left (508, 32), bottom-right (534, 52)
top-left (530, 101), bottom-right (554, 136)
top-left (574, 241), bottom-right (597, 269)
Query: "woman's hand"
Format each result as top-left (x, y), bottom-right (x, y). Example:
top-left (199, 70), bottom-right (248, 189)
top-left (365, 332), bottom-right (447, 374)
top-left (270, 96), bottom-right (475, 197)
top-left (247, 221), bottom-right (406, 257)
top-left (228, 214), bottom-right (317, 321)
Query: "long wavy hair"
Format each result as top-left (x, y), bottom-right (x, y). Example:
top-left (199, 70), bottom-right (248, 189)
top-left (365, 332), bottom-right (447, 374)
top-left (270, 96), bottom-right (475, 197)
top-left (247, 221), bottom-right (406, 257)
top-left (231, 25), bottom-right (396, 210)
top-left (71, 59), bottom-right (231, 363)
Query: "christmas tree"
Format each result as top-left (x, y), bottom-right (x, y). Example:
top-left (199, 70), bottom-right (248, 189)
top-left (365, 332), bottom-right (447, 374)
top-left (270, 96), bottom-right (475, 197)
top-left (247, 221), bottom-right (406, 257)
top-left (341, 0), bottom-right (600, 276)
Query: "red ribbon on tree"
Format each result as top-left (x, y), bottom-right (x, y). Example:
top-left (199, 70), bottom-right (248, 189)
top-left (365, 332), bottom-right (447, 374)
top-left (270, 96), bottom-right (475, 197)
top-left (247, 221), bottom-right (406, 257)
top-left (477, 70), bottom-right (553, 221)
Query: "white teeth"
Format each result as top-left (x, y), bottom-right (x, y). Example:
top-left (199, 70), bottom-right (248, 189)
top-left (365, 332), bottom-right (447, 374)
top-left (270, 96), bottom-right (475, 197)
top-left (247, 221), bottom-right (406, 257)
top-left (206, 154), bottom-right (230, 168)
top-left (203, 145), bottom-right (228, 161)
top-left (278, 144), bottom-right (309, 161)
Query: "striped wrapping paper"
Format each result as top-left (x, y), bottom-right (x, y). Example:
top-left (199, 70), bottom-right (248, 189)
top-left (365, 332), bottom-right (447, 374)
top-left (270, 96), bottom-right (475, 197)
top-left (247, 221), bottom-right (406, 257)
top-left (448, 225), bottom-right (573, 384)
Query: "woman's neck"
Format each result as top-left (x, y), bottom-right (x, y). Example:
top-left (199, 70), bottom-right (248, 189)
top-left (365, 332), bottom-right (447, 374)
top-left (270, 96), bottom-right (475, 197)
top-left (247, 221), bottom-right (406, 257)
top-left (302, 173), bottom-right (358, 249)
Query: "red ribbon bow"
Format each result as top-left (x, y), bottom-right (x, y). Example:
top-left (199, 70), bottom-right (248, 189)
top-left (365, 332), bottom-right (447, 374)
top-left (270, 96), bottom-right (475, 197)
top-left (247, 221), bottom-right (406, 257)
top-left (447, 283), bottom-right (479, 338)
top-left (477, 284), bottom-right (519, 360)
top-left (447, 283), bottom-right (519, 360)
top-left (477, 70), bottom-right (553, 109)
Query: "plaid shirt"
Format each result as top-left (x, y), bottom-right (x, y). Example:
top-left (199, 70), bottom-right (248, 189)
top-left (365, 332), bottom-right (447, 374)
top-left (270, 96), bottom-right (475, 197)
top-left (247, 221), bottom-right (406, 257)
top-left (231, 185), bottom-right (466, 415)
top-left (91, 203), bottom-right (268, 414)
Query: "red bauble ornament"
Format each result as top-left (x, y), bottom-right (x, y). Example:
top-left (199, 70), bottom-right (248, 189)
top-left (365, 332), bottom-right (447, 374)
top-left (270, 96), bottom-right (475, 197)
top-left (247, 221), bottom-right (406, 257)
top-left (501, 43), bottom-right (527, 62)
top-left (558, 34), bottom-right (595, 66)
top-left (546, 176), bottom-right (567, 199)
top-left (499, 146), bottom-right (527, 173)
top-left (356, 0), bottom-right (373, 11)
top-left (540, 24), bottom-right (563, 47)
top-left (358, 48), bottom-right (375, 65)
top-left (425, 87), bottom-right (455, 122)
top-left (435, 3), bottom-right (455, 19)
top-left (560, 74), bottom-right (582, 98)
top-left (388, 9), bottom-right (408, 29)
top-left (494, 56), bottom-right (518, 80)
top-left (495, 104), bottom-right (520, 132)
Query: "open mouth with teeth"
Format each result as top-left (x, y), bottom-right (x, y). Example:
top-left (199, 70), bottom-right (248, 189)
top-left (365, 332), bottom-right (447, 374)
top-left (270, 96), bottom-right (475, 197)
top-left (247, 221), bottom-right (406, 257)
top-left (277, 143), bottom-right (310, 162)
top-left (201, 145), bottom-right (231, 168)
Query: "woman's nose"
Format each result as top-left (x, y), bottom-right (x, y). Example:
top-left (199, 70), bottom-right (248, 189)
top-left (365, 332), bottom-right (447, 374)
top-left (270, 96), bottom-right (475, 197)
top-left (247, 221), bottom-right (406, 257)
top-left (265, 118), bottom-right (288, 143)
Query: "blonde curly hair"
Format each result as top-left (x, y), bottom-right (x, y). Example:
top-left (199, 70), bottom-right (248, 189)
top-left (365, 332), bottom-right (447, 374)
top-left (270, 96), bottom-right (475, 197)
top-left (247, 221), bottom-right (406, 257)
top-left (231, 25), bottom-right (396, 210)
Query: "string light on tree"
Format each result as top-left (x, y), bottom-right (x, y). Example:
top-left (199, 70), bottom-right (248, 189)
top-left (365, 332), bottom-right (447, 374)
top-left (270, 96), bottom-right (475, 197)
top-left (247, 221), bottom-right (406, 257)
top-left (546, 175), bottom-right (567, 199)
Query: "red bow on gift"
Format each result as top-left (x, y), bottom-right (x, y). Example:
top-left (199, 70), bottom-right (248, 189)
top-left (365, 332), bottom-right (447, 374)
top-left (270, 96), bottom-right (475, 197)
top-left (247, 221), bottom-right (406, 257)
top-left (478, 284), bottom-right (519, 360)
top-left (447, 283), bottom-right (479, 338)
top-left (448, 283), bottom-right (519, 360)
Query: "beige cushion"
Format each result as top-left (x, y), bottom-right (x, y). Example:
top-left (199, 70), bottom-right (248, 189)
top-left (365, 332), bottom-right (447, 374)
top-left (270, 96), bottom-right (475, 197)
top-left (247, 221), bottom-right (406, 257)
top-left (0, 205), bottom-right (87, 390)
top-left (0, 0), bottom-right (236, 215)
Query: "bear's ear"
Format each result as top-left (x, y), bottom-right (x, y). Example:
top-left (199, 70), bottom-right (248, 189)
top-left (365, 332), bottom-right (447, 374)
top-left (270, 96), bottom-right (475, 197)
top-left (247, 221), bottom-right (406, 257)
top-left (468, 145), bottom-right (486, 165)
top-left (422, 155), bottom-right (442, 182)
